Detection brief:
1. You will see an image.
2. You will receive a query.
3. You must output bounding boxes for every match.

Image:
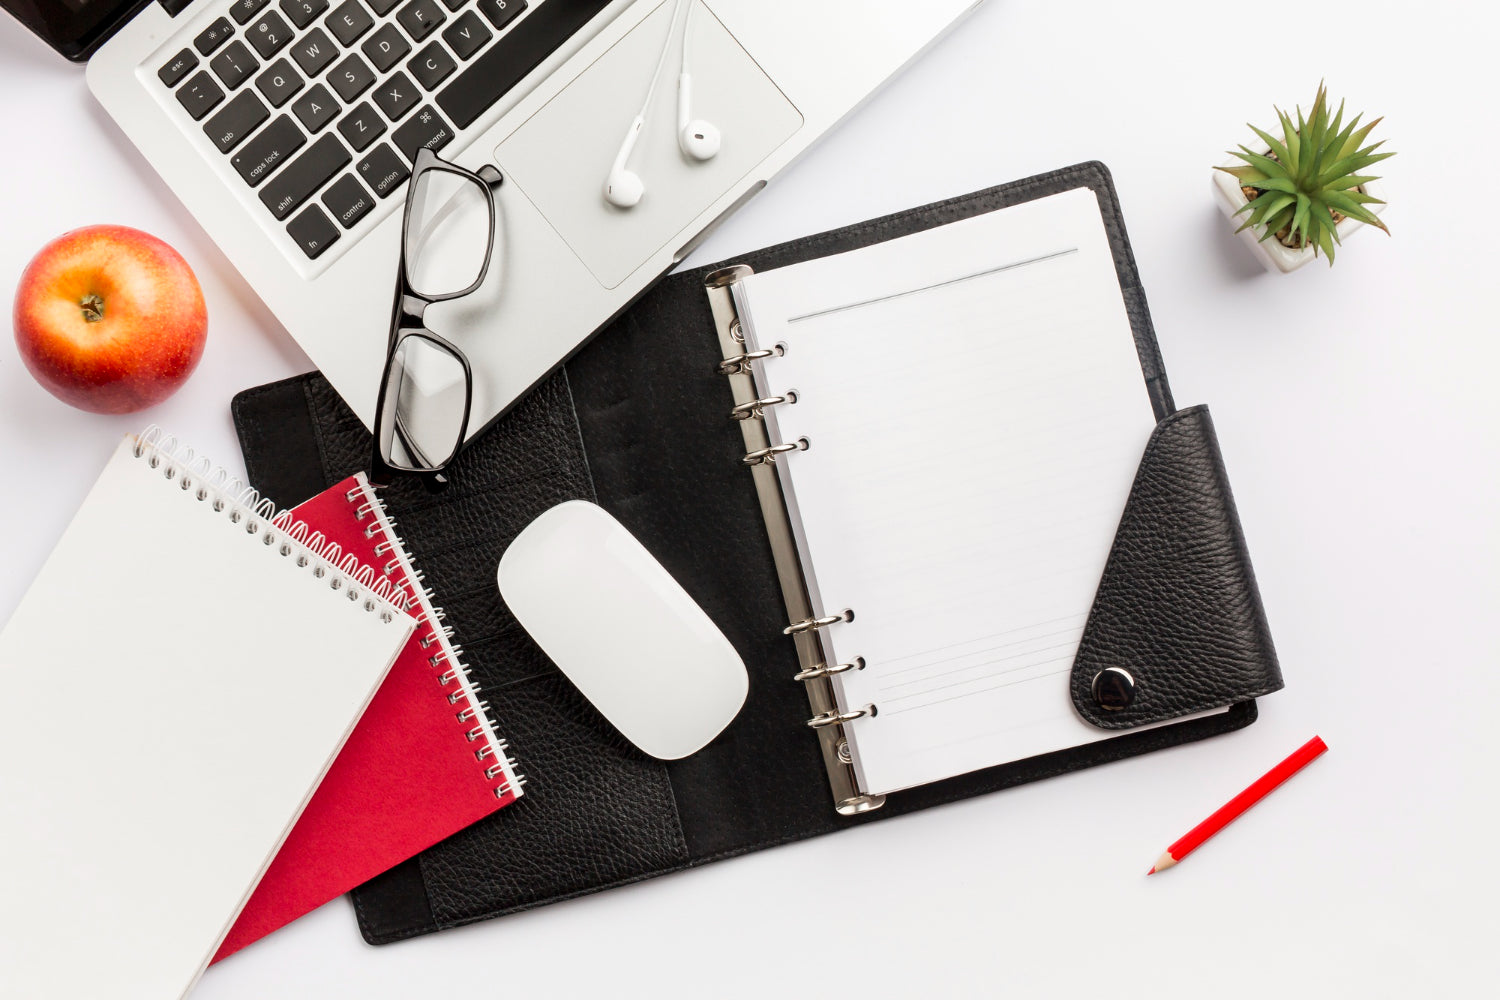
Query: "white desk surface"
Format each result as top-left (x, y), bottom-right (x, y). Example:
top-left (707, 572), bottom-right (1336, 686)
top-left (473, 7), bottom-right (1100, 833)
top-left (2, 3), bottom-right (1495, 996)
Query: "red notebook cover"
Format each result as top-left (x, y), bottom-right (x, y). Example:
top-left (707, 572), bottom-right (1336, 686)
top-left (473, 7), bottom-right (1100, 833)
top-left (214, 474), bottom-right (524, 962)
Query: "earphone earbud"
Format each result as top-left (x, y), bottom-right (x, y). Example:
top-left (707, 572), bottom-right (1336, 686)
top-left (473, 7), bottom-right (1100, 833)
top-left (676, 72), bottom-right (720, 161)
top-left (604, 115), bottom-right (646, 209)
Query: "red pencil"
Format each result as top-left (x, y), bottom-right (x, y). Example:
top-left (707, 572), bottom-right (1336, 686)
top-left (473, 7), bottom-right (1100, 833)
top-left (1148, 735), bottom-right (1328, 874)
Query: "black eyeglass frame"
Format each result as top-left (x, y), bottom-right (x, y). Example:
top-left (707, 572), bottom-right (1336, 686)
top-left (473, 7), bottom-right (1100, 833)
top-left (370, 147), bottom-right (504, 489)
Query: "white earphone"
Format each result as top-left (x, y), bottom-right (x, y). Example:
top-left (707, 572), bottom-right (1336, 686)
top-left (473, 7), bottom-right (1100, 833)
top-left (603, 115), bottom-right (647, 209)
top-left (676, 69), bottom-right (720, 161)
top-left (603, 0), bottom-right (719, 209)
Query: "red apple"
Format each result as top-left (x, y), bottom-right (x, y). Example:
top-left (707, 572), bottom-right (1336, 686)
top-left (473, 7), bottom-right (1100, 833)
top-left (13, 225), bottom-right (207, 414)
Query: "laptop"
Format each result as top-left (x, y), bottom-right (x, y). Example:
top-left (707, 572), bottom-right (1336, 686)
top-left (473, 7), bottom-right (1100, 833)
top-left (6, 0), bottom-right (984, 442)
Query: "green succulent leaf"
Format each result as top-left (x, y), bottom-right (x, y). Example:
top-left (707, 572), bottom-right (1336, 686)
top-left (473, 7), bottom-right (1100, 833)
top-left (1218, 164), bottom-right (1269, 185)
top-left (1248, 124), bottom-right (1291, 166)
top-left (1323, 174), bottom-right (1378, 192)
top-left (1233, 148), bottom-right (1284, 176)
top-left (1248, 176), bottom-right (1300, 195)
top-left (1317, 224), bottom-right (1337, 264)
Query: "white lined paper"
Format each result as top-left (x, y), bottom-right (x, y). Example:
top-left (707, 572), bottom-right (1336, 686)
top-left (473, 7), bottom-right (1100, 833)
top-left (737, 188), bottom-right (1166, 795)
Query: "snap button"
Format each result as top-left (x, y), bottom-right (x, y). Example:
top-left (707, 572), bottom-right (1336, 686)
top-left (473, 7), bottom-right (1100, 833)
top-left (1091, 667), bottom-right (1135, 711)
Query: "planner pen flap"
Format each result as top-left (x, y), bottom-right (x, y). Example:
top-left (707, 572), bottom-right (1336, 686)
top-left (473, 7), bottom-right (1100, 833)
top-left (1071, 405), bottom-right (1283, 729)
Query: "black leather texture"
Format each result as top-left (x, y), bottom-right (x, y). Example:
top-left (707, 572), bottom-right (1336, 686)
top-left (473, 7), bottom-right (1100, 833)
top-left (231, 162), bottom-right (1273, 946)
top-left (1070, 405), bottom-right (1283, 727)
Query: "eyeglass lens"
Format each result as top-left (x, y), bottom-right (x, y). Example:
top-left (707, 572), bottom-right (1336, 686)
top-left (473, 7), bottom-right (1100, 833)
top-left (378, 333), bottom-right (468, 472)
top-left (404, 167), bottom-right (494, 298)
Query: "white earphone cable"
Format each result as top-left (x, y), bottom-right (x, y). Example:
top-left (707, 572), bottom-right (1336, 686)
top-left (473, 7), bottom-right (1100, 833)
top-left (636, 0), bottom-right (687, 125)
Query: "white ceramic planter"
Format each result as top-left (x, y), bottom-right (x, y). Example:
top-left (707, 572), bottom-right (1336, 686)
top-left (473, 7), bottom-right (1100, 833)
top-left (1211, 158), bottom-right (1387, 273)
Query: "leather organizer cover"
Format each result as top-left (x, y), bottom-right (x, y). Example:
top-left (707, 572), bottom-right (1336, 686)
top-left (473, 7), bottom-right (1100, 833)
top-left (232, 162), bottom-right (1283, 945)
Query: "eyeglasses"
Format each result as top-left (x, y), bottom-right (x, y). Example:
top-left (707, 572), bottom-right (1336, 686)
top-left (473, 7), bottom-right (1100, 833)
top-left (370, 147), bottom-right (503, 489)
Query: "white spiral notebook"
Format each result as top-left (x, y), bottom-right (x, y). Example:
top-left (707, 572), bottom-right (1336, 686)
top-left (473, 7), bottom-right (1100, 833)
top-left (0, 431), bottom-right (415, 1000)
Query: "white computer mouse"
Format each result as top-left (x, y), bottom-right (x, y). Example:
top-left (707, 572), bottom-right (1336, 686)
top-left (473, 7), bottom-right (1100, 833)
top-left (497, 501), bottom-right (748, 760)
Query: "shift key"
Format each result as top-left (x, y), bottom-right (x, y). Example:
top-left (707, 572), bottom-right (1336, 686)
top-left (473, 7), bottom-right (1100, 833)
top-left (259, 134), bottom-right (350, 220)
top-left (231, 115), bottom-right (306, 187)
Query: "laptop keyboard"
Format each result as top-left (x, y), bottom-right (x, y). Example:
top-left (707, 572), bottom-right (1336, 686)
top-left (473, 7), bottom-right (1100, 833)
top-left (156, 0), bottom-right (610, 261)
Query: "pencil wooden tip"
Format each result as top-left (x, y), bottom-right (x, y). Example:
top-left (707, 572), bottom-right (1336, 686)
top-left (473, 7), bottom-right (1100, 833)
top-left (1148, 851), bottom-right (1177, 875)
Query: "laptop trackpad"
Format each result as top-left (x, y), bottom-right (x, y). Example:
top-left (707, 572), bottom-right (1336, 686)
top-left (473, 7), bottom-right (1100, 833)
top-left (493, 0), bottom-right (802, 289)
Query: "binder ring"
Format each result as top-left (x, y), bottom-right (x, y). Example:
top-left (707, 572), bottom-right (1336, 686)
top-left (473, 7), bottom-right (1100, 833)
top-left (807, 708), bottom-right (869, 729)
top-left (743, 442), bottom-right (800, 465)
top-left (729, 393), bottom-right (795, 420)
top-left (784, 609), bottom-right (852, 635)
top-left (717, 347), bottom-right (781, 375)
top-left (794, 659), bottom-right (861, 681)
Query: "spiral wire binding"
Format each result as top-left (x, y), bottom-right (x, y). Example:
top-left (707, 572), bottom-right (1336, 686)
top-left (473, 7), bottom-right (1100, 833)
top-left (132, 427), bottom-right (409, 620)
top-left (352, 477), bottom-right (526, 800)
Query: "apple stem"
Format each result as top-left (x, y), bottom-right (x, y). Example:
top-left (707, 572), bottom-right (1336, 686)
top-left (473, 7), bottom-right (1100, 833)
top-left (80, 293), bottom-right (105, 323)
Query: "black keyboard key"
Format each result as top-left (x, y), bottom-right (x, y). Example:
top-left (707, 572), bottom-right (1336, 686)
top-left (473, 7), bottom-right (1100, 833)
top-left (392, 104), bottom-right (453, 161)
top-left (210, 40), bottom-right (259, 89)
top-left (203, 90), bottom-right (269, 153)
top-left (366, 0), bottom-right (401, 13)
top-left (195, 17), bottom-right (235, 55)
top-left (361, 24), bottom-right (411, 73)
top-left (291, 83), bottom-right (339, 132)
top-left (291, 27), bottom-right (337, 76)
top-left (158, 49), bottom-right (198, 87)
top-left (326, 0), bottom-right (374, 45)
top-left (255, 59), bottom-right (304, 106)
top-left (337, 101), bottom-right (388, 151)
top-left (408, 43), bottom-right (455, 90)
top-left (396, 0), bottom-right (445, 41)
top-left (328, 53), bottom-right (376, 101)
top-left (322, 174), bottom-right (375, 228)
top-left (260, 134), bottom-right (351, 219)
top-left (437, 0), bottom-right (464, 10)
top-left (441, 0), bottom-right (604, 130)
top-left (357, 143), bottom-right (410, 197)
top-left (287, 204), bottom-right (340, 258)
top-left (228, 0), bottom-right (271, 25)
top-left (280, 0), bottom-right (328, 29)
top-left (372, 70), bottom-right (419, 121)
top-left (476, 0), bottom-right (525, 31)
top-left (175, 72), bottom-right (225, 120)
top-left (231, 114), bottom-right (307, 186)
top-left (247, 11), bottom-right (293, 57)
top-left (442, 11), bottom-right (490, 60)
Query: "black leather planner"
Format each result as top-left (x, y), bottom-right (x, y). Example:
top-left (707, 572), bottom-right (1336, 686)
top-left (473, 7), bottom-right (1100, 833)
top-left (232, 161), bottom-right (1283, 944)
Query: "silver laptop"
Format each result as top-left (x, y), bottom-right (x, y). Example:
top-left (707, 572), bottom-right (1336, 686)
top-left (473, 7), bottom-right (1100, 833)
top-left (9, 0), bottom-right (983, 442)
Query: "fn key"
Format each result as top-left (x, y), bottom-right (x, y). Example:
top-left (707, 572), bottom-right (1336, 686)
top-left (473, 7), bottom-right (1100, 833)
top-left (287, 204), bottom-right (339, 259)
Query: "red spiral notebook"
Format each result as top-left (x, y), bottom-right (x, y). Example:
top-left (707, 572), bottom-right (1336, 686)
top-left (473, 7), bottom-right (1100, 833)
top-left (214, 474), bottom-right (524, 962)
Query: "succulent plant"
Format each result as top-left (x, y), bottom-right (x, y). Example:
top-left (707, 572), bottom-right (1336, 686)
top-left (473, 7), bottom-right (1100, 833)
top-left (1218, 82), bottom-right (1392, 264)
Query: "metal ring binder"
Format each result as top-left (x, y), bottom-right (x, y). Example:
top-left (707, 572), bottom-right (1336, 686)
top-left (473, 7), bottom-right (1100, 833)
top-left (743, 442), bottom-right (800, 465)
top-left (807, 708), bottom-right (869, 729)
top-left (793, 659), bottom-right (860, 681)
top-left (784, 610), bottom-right (851, 635)
top-left (717, 347), bottom-right (782, 375)
top-left (729, 393), bottom-right (795, 420)
top-left (706, 266), bottom-right (888, 816)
